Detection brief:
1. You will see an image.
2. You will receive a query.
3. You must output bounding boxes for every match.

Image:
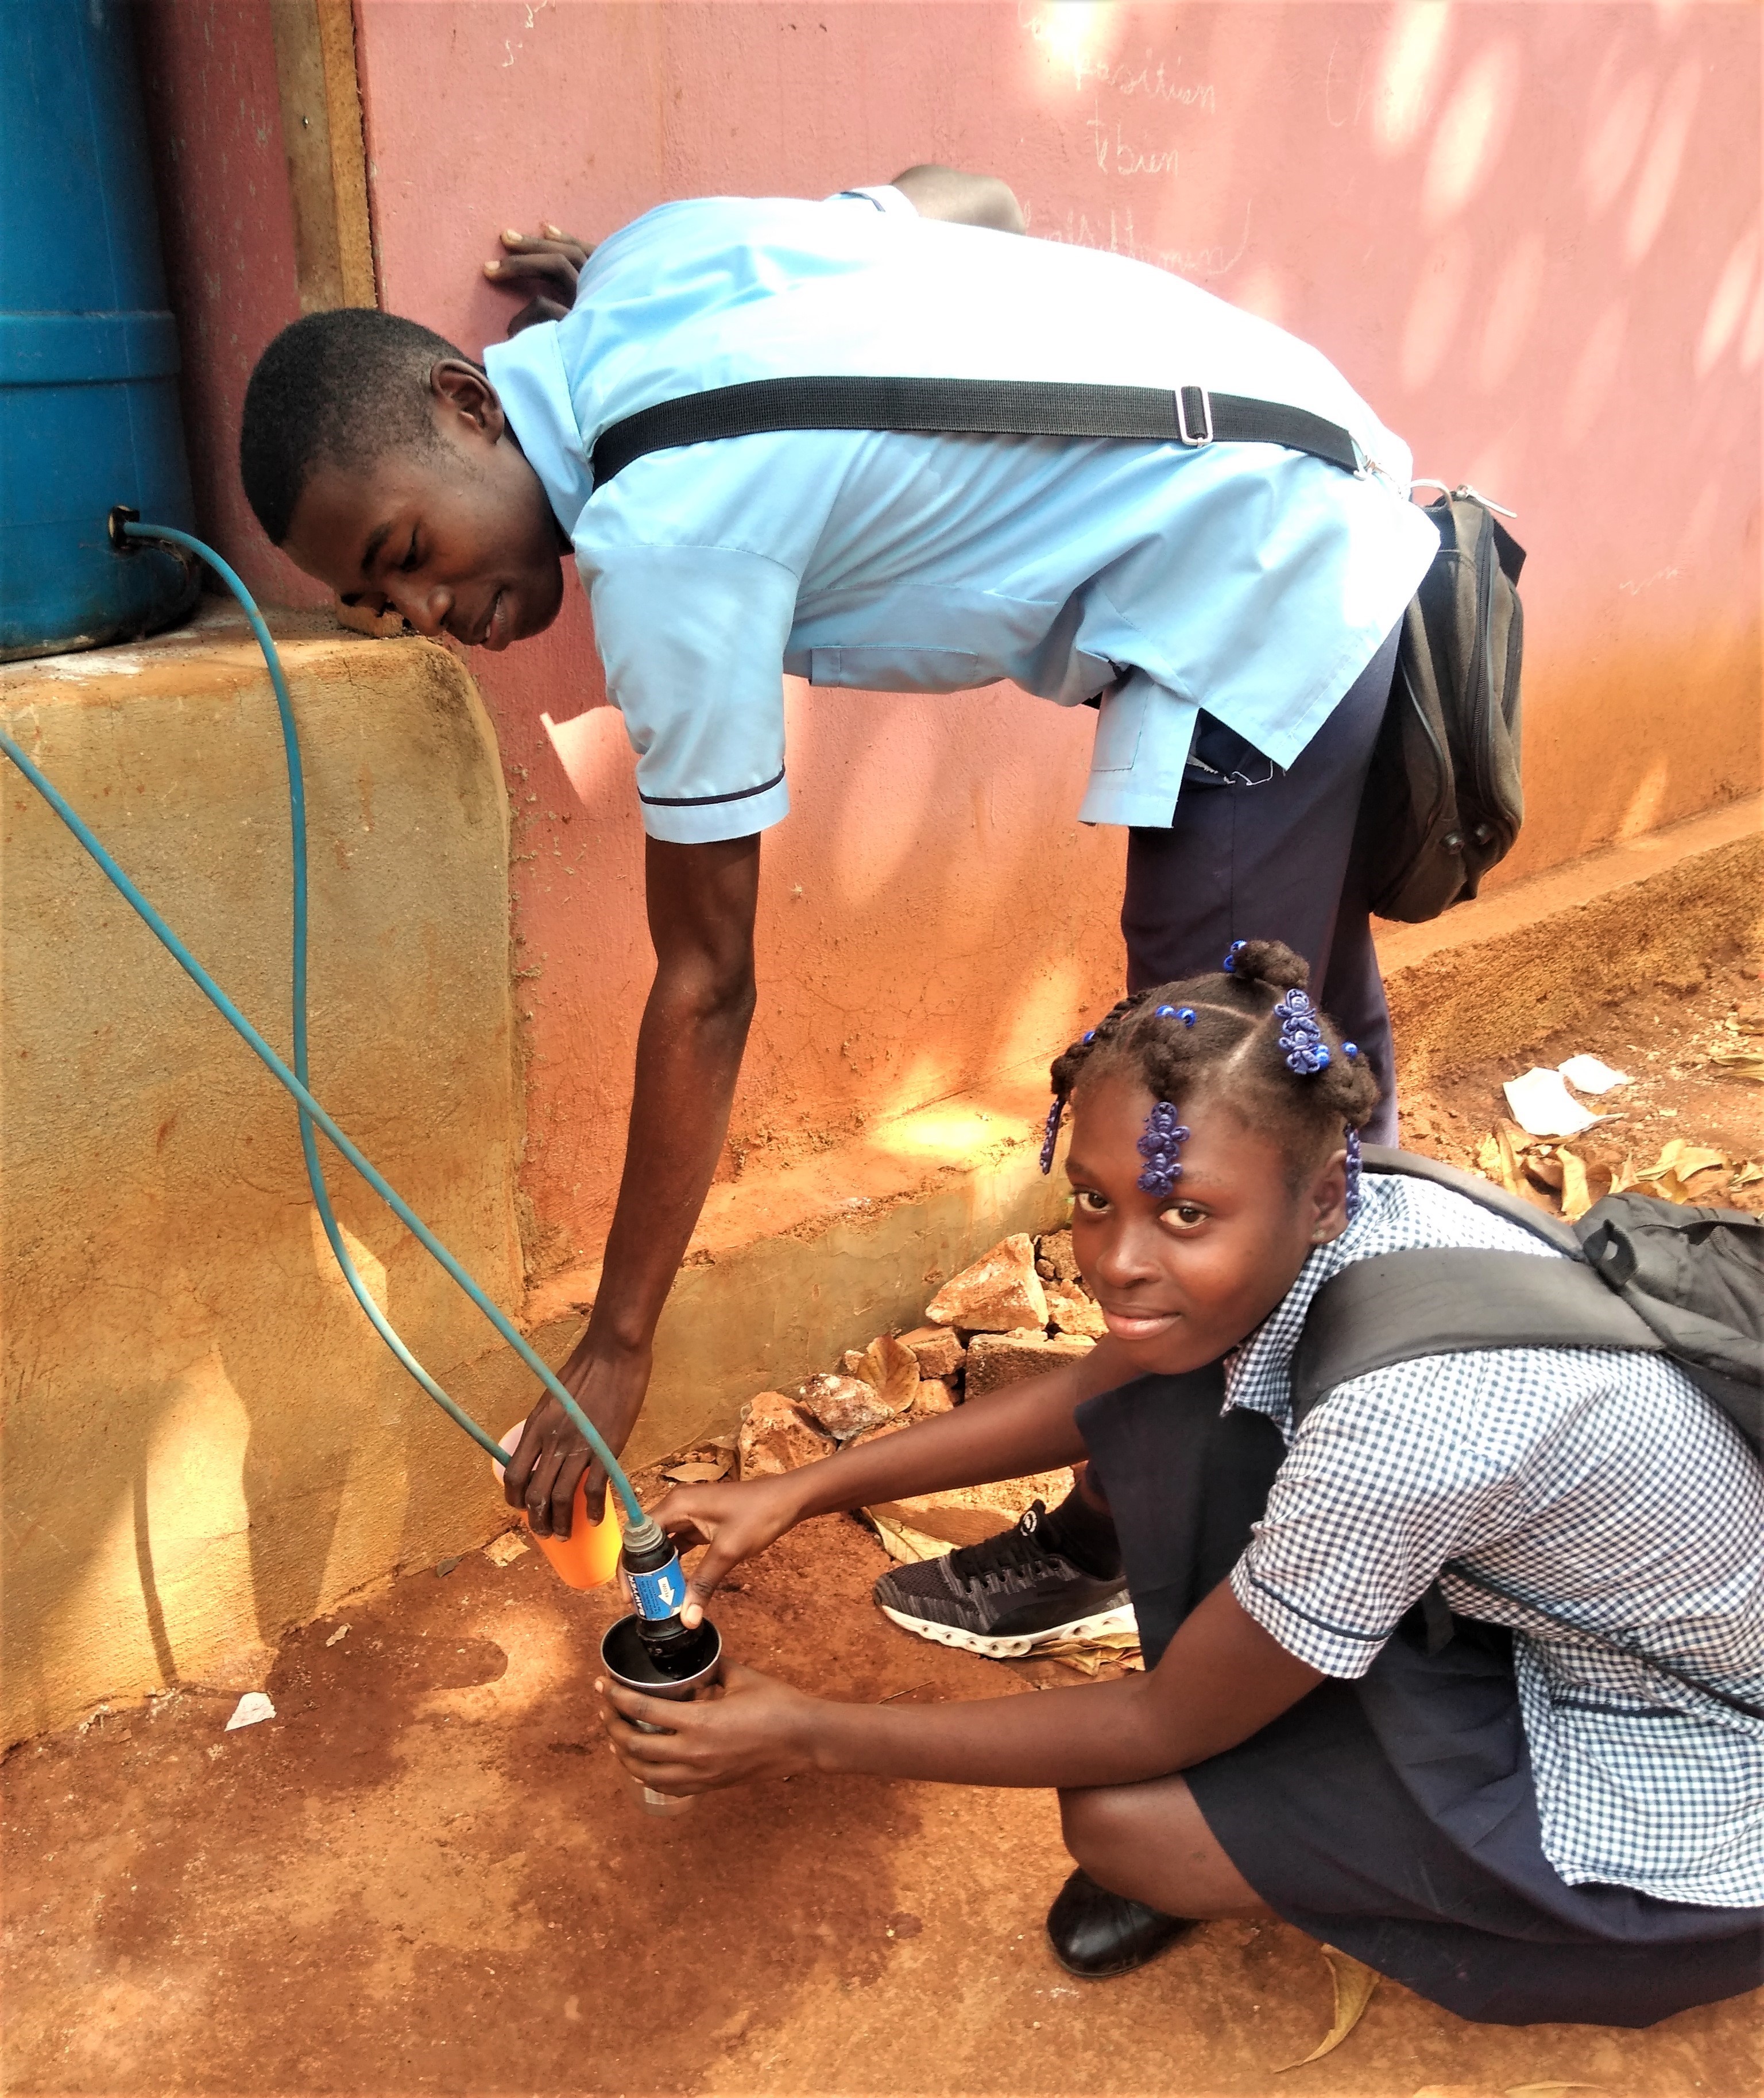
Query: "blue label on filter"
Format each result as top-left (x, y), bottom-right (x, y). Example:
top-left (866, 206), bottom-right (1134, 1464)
top-left (629, 1559), bottom-right (687, 1619)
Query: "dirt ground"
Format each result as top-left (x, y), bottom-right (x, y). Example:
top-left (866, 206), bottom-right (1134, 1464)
top-left (5, 965), bottom-right (1762, 2098)
top-left (1396, 957), bottom-right (1764, 1206)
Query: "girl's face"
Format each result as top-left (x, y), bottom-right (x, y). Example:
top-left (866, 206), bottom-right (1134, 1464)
top-left (1065, 1071), bottom-right (1348, 1377)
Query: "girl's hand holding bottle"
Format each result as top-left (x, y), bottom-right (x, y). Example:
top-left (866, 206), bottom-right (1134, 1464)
top-left (651, 1472), bottom-right (813, 1628)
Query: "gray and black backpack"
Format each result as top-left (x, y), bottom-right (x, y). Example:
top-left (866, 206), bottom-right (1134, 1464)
top-left (1291, 1149), bottom-right (1764, 1716)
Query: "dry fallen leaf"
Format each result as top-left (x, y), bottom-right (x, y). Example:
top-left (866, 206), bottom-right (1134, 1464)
top-left (1476, 1125), bottom-right (1531, 1199)
top-left (1037, 1627), bottom-right (1144, 1675)
top-left (1635, 1138), bottom-right (1730, 1204)
top-left (1523, 1149), bottom-right (1565, 1196)
top-left (663, 1459), bottom-right (731, 1485)
top-left (1276, 1944), bottom-right (1378, 2071)
top-left (1709, 1044), bottom-right (1764, 1083)
top-left (1734, 1161), bottom-right (1764, 1189)
top-left (851, 1332), bottom-right (921, 1413)
top-left (863, 1508), bottom-right (970, 1564)
top-left (1557, 1147), bottom-right (1596, 1222)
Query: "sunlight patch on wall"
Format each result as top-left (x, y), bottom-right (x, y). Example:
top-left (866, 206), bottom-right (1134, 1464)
top-left (140, 1355), bottom-right (256, 1672)
top-left (1623, 59), bottom-right (1700, 264)
top-left (1421, 38), bottom-right (1519, 227)
top-left (993, 953), bottom-right (1086, 1085)
top-left (310, 1207), bottom-right (389, 1313)
top-left (1615, 756), bottom-right (1671, 843)
top-left (1581, 69), bottom-right (1653, 218)
top-left (867, 1100), bottom-right (1008, 1172)
top-left (1740, 281), bottom-right (1764, 376)
top-left (1372, 2), bottom-right (1453, 157)
top-left (1696, 225), bottom-right (1761, 377)
top-left (1018, 2), bottom-right (1120, 103)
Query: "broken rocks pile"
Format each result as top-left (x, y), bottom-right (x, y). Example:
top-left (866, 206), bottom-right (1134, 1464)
top-left (735, 1228), bottom-right (1101, 1481)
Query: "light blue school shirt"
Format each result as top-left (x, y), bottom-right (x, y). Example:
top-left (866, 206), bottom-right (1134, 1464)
top-left (484, 187), bottom-right (1440, 844)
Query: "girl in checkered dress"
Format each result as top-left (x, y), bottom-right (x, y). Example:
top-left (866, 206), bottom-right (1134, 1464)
top-left (614, 941), bottom-right (1763, 2026)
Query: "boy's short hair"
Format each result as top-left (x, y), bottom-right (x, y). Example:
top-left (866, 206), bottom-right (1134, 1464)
top-left (239, 309), bottom-right (470, 545)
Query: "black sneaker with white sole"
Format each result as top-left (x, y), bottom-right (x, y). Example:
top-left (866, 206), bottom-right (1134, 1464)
top-left (872, 1499), bottom-right (1136, 1659)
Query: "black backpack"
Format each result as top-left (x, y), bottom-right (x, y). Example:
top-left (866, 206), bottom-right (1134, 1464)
top-left (1290, 1148), bottom-right (1764, 1717)
top-left (1356, 491), bottom-right (1525, 922)
top-left (589, 378), bottom-right (1524, 925)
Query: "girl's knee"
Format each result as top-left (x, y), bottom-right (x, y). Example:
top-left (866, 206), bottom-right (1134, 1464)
top-left (1059, 1782), bottom-right (1145, 1876)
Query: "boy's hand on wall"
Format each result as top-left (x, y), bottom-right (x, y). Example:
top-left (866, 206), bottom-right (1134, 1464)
top-left (483, 224), bottom-right (591, 334)
top-left (652, 1475), bottom-right (809, 1626)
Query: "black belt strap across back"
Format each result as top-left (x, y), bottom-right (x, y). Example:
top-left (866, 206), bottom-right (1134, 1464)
top-left (589, 376), bottom-right (1363, 490)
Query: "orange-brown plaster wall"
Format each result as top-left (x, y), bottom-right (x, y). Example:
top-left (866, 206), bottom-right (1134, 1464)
top-left (151, 2), bottom-right (1764, 1277)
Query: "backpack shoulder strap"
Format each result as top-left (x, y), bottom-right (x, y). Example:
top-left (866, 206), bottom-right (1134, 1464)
top-left (589, 376), bottom-right (1362, 489)
top-left (1359, 1143), bottom-right (1583, 1253)
top-left (1291, 1249), bottom-right (1666, 1421)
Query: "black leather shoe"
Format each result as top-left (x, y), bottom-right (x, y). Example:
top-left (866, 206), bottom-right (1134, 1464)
top-left (1046, 1867), bottom-right (1194, 1978)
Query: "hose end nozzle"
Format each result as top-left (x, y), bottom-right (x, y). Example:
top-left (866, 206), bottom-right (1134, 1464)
top-left (107, 504), bottom-right (142, 553)
top-left (621, 1512), bottom-right (666, 1560)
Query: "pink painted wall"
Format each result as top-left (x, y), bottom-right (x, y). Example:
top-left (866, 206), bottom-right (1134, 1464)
top-left (156, 2), bottom-right (1764, 1275)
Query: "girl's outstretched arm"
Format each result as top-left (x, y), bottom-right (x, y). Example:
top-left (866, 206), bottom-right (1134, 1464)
top-left (654, 1338), bottom-right (1143, 1624)
top-left (600, 1579), bottom-right (1321, 1795)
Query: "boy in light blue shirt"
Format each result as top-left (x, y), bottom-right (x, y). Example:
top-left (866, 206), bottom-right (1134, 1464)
top-left (241, 165), bottom-right (1438, 1642)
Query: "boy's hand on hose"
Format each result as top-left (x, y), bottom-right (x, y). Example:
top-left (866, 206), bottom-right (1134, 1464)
top-left (598, 1660), bottom-right (819, 1792)
top-left (651, 1475), bottom-right (807, 1627)
top-left (482, 223), bottom-right (591, 334)
top-left (502, 1341), bottom-right (652, 1535)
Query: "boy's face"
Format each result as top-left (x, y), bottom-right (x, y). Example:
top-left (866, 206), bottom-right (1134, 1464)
top-left (283, 361), bottom-right (566, 651)
top-left (1064, 1071), bottom-right (1347, 1378)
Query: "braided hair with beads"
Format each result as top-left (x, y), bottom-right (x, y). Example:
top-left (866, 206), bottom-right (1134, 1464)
top-left (1038, 940), bottom-right (1382, 1214)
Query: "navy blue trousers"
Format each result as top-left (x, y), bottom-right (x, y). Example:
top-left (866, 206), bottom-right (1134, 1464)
top-left (1120, 625), bottom-right (1402, 1143)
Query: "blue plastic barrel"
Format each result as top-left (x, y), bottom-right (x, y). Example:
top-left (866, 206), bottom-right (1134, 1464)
top-left (0, 0), bottom-right (199, 660)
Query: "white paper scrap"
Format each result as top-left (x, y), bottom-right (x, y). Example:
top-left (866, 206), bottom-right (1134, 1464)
top-left (1503, 1067), bottom-right (1610, 1138)
top-left (1558, 1053), bottom-right (1631, 1095)
top-left (224, 1691), bottom-right (276, 1732)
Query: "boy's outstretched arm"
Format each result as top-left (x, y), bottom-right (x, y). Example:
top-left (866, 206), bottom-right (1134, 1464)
top-left (502, 834), bottom-right (760, 1531)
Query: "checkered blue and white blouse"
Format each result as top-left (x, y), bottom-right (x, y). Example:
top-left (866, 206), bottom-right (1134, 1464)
top-left (1225, 1170), bottom-right (1764, 1909)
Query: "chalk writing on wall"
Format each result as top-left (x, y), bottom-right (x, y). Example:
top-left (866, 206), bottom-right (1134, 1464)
top-left (1019, 2), bottom-right (1239, 280)
top-left (1030, 201), bottom-right (1253, 284)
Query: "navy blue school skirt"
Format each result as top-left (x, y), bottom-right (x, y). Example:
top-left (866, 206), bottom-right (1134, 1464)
top-left (1076, 1367), bottom-right (1764, 2029)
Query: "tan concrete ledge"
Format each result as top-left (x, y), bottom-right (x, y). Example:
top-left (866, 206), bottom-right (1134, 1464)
top-left (2, 607), bottom-right (536, 1744)
top-left (524, 1066), bottom-right (1070, 1469)
top-left (1379, 795), bottom-right (1762, 1089)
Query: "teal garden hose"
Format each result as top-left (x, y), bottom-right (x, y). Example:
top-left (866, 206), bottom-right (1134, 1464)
top-left (1, 514), bottom-right (649, 1532)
